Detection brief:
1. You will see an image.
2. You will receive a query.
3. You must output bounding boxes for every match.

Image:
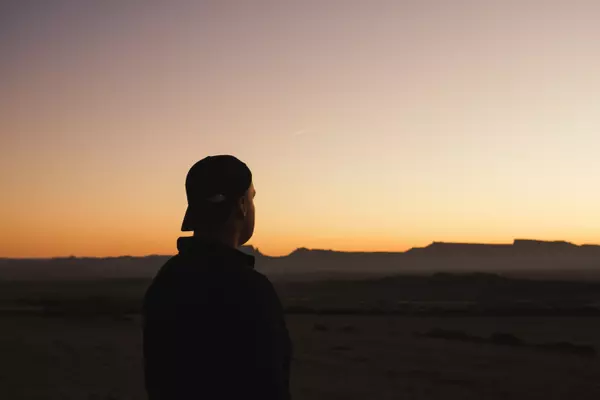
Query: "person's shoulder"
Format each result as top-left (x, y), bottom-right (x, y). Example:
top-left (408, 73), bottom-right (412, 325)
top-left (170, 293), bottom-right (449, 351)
top-left (236, 268), bottom-right (282, 307)
top-left (240, 267), bottom-right (276, 290)
top-left (148, 254), bottom-right (185, 285)
top-left (144, 255), bottom-right (180, 298)
top-left (144, 254), bottom-right (205, 300)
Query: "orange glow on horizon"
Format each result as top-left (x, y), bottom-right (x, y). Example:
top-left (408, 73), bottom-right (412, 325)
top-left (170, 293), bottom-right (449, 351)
top-left (1, 3), bottom-right (599, 258)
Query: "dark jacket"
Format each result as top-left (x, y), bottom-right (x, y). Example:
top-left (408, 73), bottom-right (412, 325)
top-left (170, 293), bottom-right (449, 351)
top-left (143, 237), bottom-right (292, 399)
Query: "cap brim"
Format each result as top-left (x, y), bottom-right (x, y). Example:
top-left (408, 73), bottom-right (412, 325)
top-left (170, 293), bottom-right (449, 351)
top-left (181, 206), bottom-right (195, 231)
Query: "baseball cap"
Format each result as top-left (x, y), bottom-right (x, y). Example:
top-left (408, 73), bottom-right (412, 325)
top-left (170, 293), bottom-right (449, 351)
top-left (181, 155), bottom-right (252, 231)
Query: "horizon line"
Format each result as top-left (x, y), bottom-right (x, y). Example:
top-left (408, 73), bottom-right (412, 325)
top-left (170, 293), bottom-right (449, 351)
top-left (2, 238), bottom-right (600, 260)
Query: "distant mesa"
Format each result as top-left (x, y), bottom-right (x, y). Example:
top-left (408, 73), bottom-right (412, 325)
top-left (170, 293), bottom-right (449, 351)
top-left (289, 248), bottom-right (338, 257)
top-left (406, 242), bottom-right (512, 256)
top-left (406, 239), bottom-right (599, 257)
top-left (1, 239), bottom-right (600, 281)
top-left (513, 239), bottom-right (579, 251)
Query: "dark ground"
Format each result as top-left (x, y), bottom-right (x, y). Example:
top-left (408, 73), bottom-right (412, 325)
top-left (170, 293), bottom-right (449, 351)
top-left (2, 274), bottom-right (600, 399)
top-left (1, 315), bottom-right (600, 399)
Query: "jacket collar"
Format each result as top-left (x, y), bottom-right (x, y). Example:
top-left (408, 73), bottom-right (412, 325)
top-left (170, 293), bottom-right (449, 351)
top-left (176, 236), bottom-right (255, 269)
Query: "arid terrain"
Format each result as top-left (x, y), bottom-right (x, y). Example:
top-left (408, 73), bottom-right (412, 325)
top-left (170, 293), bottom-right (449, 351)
top-left (2, 273), bottom-right (600, 399)
top-left (2, 314), bottom-right (600, 400)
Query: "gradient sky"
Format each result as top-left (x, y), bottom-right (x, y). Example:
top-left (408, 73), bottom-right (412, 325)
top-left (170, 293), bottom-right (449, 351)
top-left (1, 1), bottom-right (599, 257)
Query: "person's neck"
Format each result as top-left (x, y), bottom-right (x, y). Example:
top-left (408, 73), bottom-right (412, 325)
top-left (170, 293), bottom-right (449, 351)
top-left (193, 231), bottom-right (239, 249)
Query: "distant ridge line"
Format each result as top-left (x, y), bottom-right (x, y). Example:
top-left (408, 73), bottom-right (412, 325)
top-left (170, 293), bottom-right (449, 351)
top-left (3, 239), bottom-right (599, 260)
top-left (1, 239), bottom-right (600, 281)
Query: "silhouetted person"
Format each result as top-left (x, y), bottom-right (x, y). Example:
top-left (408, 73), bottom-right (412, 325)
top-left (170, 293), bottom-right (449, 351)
top-left (143, 155), bottom-right (292, 399)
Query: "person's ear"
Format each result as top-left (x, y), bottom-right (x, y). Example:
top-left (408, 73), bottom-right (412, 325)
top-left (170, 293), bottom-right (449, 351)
top-left (236, 196), bottom-right (247, 219)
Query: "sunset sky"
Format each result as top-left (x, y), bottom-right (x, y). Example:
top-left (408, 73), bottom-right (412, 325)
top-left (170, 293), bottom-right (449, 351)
top-left (1, 1), bottom-right (599, 257)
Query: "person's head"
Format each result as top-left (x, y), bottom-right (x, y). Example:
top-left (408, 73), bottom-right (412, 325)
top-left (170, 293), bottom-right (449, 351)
top-left (181, 155), bottom-right (256, 247)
